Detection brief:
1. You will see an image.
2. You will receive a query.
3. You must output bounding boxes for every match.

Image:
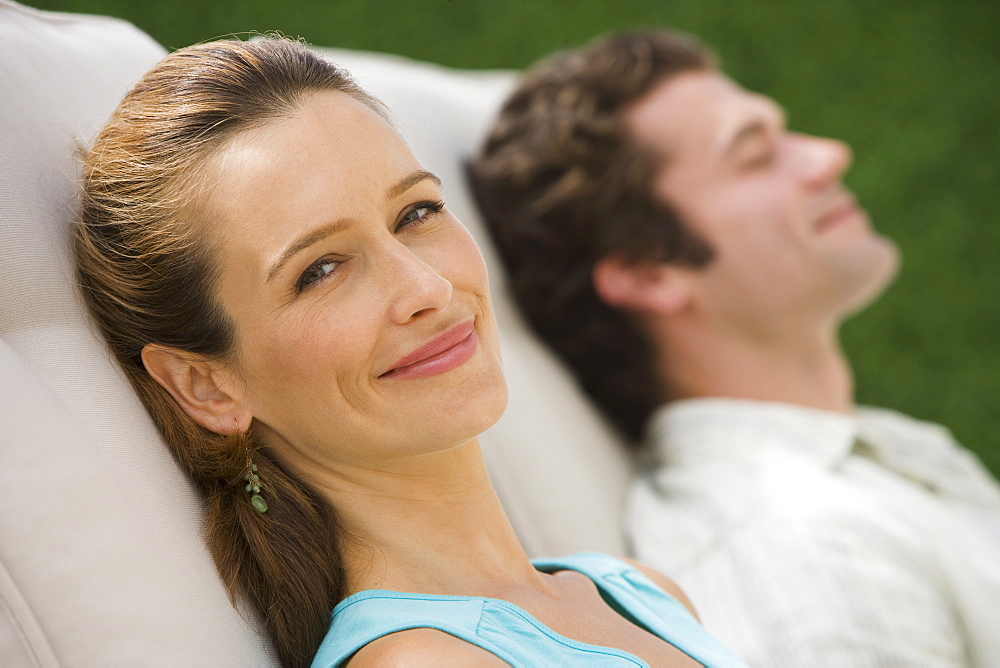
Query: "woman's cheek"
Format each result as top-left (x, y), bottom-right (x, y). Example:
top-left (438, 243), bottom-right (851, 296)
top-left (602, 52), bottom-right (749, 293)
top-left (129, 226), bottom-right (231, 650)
top-left (444, 226), bottom-right (490, 291)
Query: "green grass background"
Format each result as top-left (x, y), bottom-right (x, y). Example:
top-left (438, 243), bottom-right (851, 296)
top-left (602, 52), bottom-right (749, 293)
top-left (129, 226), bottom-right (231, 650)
top-left (31, 0), bottom-right (999, 475)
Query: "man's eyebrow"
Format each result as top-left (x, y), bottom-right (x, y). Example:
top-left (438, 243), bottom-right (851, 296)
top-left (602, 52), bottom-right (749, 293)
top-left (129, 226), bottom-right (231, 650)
top-left (722, 101), bottom-right (787, 158)
top-left (722, 120), bottom-right (771, 158)
top-left (265, 169), bottom-right (443, 284)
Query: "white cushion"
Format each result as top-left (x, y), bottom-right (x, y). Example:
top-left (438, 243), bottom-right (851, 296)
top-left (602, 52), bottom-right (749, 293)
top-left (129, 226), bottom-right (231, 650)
top-left (0, 341), bottom-right (274, 666)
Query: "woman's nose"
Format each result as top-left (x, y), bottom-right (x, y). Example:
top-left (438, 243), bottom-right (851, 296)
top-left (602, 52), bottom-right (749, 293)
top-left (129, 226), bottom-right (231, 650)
top-left (796, 134), bottom-right (853, 188)
top-left (386, 244), bottom-right (453, 324)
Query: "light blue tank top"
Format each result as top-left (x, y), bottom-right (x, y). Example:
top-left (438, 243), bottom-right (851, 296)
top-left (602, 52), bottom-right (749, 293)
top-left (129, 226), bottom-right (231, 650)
top-left (311, 552), bottom-right (747, 667)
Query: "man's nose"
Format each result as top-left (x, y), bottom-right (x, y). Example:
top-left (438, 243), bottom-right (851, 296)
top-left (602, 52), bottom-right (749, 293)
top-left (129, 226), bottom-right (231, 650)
top-left (797, 134), bottom-right (853, 187)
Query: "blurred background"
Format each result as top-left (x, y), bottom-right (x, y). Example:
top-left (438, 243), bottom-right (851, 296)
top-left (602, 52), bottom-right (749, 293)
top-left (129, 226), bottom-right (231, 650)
top-left (32, 0), bottom-right (999, 474)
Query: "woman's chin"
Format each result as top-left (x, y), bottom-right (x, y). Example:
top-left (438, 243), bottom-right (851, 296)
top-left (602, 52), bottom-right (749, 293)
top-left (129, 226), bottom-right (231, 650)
top-left (440, 368), bottom-right (509, 442)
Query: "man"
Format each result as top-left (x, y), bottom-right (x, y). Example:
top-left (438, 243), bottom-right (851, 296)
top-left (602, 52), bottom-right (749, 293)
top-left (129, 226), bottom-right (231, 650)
top-left (470, 30), bottom-right (1000, 666)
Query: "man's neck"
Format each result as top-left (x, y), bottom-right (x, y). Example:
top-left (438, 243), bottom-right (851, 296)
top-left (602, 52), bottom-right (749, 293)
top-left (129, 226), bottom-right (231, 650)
top-left (656, 323), bottom-right (854, 414)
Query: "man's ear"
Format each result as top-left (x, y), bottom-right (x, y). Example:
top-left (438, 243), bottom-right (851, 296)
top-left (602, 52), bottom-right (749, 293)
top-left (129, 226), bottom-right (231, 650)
top-left (592, 254), bottom-right (692, 317)
top-left (141, 343), bottom-right (250, 435)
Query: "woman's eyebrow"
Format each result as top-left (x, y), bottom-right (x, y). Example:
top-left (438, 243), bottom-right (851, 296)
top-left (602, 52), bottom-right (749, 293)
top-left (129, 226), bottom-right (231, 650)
top-left (264, 170), bottom-right (443, 284)
top-left (266, 218), bottom-right (352, 283)
top-left (385, 169), bottom-right (441, 201)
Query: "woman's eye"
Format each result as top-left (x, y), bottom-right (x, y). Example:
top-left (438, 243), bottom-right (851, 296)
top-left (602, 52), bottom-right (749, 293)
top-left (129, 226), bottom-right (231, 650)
top-left (396, 200), bottom-right (444, 230)
top-left (295, 257), bottom-right (340, 292)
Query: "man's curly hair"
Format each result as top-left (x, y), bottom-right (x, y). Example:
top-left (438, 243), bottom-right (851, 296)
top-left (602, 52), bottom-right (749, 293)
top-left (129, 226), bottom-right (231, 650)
top-left (469, 30), bottom-right (717, 443)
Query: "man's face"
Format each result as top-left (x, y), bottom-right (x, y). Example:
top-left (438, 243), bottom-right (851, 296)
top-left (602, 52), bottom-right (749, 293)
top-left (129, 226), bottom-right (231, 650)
top-left (625, 70), bottom-right (899, 337)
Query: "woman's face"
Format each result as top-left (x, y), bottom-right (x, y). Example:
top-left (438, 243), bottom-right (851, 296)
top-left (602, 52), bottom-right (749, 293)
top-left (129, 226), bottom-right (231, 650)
top-left (197, 90), bottom-right (506, 471)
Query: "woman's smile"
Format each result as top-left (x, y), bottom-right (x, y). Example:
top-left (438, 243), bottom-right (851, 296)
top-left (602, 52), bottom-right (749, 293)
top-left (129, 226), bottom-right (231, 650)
top-left (380, 318), bottom-right (478, 380)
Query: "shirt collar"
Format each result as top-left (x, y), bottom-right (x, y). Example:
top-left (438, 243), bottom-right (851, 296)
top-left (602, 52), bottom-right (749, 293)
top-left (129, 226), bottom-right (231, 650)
top-left (645, 398), bottom-right (860, 470)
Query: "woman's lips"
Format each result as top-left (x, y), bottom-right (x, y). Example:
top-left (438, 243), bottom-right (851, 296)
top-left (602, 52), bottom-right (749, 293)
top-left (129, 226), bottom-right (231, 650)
top-left (381, 320), bottom-right (478, 380)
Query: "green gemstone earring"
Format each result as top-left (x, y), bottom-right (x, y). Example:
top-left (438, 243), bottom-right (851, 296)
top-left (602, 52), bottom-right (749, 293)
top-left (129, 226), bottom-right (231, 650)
top-left (244, 459), bottom-right (268, 513)
top-left (234, 419), bottom-right (267, 514)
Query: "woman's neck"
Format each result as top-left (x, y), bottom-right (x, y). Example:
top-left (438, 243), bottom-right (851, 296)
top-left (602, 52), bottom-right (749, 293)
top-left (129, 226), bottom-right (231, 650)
top-left (314, 439), bottom-right (543, 598)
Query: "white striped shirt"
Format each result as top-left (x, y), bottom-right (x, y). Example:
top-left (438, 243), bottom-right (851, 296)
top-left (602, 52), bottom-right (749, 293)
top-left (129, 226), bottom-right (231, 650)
top-left (627, 399), bottom-right (1000, 667)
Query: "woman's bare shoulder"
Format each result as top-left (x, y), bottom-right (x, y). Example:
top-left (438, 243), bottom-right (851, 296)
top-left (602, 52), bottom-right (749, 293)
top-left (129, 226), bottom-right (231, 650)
top-left (618, 556), bottom-right (700, 622)
top-left (346, 628), bottom-right (508, 667)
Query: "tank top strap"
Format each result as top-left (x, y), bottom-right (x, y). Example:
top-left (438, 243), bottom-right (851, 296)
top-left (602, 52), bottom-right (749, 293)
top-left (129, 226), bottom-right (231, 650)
top-left (311, 554), bottom-right (748, 667)
top-left (531, 552), bottom-right (747, 667)
top-left (310, 592), bottom-right (497, 667)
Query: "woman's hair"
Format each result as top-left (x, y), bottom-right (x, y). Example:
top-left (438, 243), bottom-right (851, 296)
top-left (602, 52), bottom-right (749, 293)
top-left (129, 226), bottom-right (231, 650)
top-left (469, 31), bottom-right (715, 443)
top-left (74, 37), bottom-right (386, 667)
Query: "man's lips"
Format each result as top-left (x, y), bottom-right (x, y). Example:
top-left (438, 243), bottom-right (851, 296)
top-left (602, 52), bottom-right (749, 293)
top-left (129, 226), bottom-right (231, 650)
top-left (816, 196), bottom-right (863, 231)
top-left (380, 319), bottom-right (477, 379)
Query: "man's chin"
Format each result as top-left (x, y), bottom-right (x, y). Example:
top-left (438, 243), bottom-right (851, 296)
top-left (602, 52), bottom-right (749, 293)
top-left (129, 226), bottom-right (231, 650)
top-left (837, 234), bottom-right (901, 318)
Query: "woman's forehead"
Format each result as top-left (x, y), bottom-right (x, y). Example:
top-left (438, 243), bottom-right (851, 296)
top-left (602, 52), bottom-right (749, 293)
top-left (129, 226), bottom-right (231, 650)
top-left (217, 91), bottom-right (407, 174)
top-left (200, 91), bottom-right (421, 227)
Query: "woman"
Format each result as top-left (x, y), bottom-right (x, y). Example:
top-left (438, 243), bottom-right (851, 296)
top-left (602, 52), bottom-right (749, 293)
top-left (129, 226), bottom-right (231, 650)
top-left (74, 37), bottom-right (746, 668)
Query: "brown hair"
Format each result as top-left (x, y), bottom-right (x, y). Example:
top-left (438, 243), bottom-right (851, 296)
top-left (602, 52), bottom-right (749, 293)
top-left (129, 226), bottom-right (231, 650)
top-left (74, 37), bottom-right (386, 667)
top-left (469, 30), bottom-right (716, 443)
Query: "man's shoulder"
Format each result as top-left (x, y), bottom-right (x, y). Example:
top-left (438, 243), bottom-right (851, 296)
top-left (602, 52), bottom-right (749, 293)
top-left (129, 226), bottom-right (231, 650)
top-left (856, 404), bottom-right (959, 443)
top-left (634, 461), bottom-right (891, 525)
top-left (629, 459), bottom-right (897, 577)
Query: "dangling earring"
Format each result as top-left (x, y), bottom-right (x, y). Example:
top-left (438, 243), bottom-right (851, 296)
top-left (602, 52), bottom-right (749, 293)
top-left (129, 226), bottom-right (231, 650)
top-left (235, 419), bottom-right (268, 514)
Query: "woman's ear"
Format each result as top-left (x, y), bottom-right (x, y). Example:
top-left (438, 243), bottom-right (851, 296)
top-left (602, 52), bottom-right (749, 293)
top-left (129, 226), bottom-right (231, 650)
top-left (592, 254), bottom-right (693, 317)
top-left (141, 343), bottom-right (250, 435)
